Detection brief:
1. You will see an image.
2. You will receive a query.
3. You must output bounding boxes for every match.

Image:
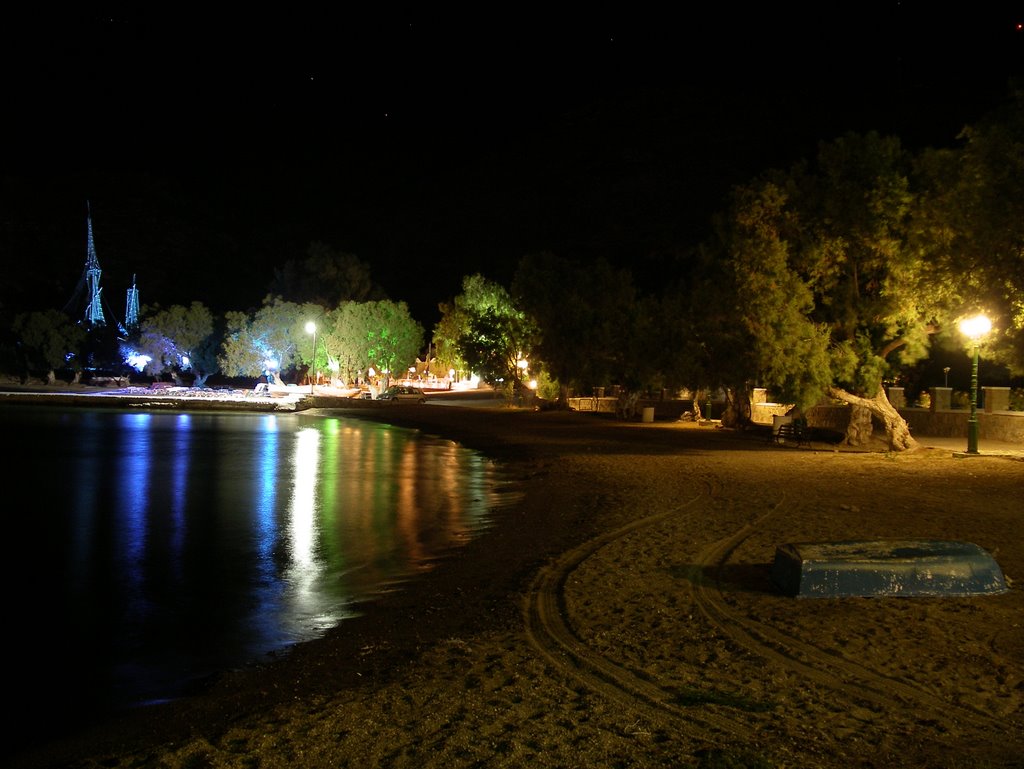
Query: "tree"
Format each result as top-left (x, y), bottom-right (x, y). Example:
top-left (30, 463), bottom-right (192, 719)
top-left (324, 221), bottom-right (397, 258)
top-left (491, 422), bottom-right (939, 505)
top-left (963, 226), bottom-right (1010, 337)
top-left (689, 131), bottom-right (943, 449)
top-left (134, 302), bottom-right (221, 386)
top-left (679, 181), bottom-right (834, 428)
top-left (459, 307), bottom-right (524, 389)
top-left (432, 302), bottom-right (471, 383)
top-left (266, 241), bottom-right (385, 307)
top-left (512, 253), bottom-right (641, 404)
top-left (796, 132), bottom-right (939, 449)
top-left (11, 309), bottom-right (86, 384)
top-left (435, 274), bottom-right (537, 396)
top-left (914, 90), bottom-right (1024, 376)
top-left (320, 300), bottom-right (424, 387)
top-left (219, 299), bottom-right (325, 382)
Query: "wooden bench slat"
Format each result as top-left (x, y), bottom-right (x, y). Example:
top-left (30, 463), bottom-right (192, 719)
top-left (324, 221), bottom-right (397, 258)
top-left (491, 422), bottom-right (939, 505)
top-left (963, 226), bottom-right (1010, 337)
top-left (774, 421), bottom-right (810, 447)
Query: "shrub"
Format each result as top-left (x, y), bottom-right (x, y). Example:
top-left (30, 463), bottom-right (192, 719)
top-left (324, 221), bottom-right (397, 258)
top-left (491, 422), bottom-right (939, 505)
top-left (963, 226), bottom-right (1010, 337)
top-left (1010, 387), bottom-right (1024, 411)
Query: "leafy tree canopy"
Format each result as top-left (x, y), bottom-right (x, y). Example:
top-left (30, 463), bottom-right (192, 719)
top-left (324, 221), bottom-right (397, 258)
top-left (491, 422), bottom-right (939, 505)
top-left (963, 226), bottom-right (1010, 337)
top-left (12, 309), bottom-right (86, 383)
top-left (265, 241), bottom-right (385, 308)
top-left (914, 89), bottom-right (1024, 374)
top-left (219, 298), bottom-right (324, 381)
top-left (321, 299), bottom-right (424, 385)
top-left (135, 301), bottom-right (220, 386)
top-left (689, 131), bottom-right (944, 446)
top-left (513, 252), bottom-right (645, 399)
top-left (436, 274), bottom-right (537, 390)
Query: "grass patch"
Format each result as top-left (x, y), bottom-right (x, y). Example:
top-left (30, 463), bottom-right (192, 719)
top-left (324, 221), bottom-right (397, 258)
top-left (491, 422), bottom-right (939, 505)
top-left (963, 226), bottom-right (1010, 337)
top-left (669, 686), bottom-right (774, 713)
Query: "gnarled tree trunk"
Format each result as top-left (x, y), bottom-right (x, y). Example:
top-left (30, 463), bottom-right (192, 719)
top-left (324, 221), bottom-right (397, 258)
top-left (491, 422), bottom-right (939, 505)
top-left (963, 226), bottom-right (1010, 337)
top-left (721, 385), bottom-right (752, 429)
top-left (691, 391), bottom-right (704, 421)
top-left (827, 385), bottom-right (918, 451)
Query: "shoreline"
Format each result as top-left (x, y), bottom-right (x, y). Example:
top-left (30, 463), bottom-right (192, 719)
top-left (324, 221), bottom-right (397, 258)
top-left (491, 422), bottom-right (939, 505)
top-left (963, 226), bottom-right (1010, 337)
top-left (6, 394), bottom-right (1024, 768)
top-left (7, 401), bottom-right (615, 768)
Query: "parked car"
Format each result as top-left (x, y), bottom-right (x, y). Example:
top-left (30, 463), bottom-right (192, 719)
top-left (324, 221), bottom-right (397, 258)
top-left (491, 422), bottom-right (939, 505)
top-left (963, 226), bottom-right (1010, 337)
top-left (376, 385), bottom-right (427, 403)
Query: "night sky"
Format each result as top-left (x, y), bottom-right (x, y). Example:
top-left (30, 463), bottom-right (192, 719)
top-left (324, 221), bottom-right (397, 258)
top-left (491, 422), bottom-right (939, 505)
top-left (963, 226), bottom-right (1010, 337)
top-left (3, 6), bottom-right (1023, 330)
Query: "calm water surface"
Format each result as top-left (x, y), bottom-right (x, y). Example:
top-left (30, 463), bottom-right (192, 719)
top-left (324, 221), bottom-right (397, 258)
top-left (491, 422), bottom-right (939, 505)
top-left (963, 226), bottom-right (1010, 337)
top-left (3, 404), bottom-right (519, 751)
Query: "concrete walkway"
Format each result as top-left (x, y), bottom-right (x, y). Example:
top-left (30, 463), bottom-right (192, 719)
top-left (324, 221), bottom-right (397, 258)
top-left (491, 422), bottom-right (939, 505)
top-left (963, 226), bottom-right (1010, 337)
top-left (915, 434), bottom-right (1024, 458)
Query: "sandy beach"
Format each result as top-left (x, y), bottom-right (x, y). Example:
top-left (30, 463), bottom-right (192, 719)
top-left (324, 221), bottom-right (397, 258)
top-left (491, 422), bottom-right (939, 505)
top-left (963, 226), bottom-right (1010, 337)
top-left (6, 396), bottom-right (1023, 769)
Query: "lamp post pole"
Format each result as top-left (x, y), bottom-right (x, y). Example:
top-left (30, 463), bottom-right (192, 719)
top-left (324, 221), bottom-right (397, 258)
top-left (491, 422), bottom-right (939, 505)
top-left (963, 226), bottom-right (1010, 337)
top-left (958, 313), bottom-right (990, 456)
top-left (967, 342), bottom-right (980, 454)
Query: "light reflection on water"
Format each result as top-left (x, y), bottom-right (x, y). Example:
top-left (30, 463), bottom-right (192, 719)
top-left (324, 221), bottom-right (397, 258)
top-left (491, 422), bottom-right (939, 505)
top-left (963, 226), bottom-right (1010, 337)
top-left (2, 405), bottom-right (519, 749)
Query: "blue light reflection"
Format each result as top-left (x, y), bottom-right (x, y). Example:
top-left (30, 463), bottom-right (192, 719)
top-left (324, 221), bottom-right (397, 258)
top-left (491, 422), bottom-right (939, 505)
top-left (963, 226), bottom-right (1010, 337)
top-left (3, 404), bottom-right (522, 747)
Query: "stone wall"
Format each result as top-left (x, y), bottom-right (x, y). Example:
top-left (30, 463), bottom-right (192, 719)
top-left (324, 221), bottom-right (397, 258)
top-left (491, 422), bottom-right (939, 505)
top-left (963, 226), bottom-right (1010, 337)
top-left (754, 386), bottom-right (1024, 444)
top-left (571, 390), bottom-right (1024, 445)
top-left (898, 407), bottom-right (1024, 443)
top-left (801, 403), bottom-right (1024, 444)
top-left (567, 396), bottom-right (697, 420)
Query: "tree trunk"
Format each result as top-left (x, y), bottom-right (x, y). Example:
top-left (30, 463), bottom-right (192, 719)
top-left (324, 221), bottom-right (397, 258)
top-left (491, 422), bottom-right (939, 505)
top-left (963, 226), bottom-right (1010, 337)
top-left (692, 390), bottom-right (704, 421)
top-left (846, 404), bottom-right (874, 445)
top-left (827, 385), bottom-right (918, 451)
top-left (558, 382), bottom-right (572, 406)
top-left (46, 369), bottom-right (56, 385)
top-left (721, 385), bottom-right (752, 429)
top-left (616, 390), bottom-right (640, 420)
top-left (193, 373), bottom-right (210, 388)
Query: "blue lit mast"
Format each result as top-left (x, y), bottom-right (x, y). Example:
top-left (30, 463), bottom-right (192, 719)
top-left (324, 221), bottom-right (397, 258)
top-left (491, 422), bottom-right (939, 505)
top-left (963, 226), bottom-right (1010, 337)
top-left (63, 202), bottom-right (136, 336)
top-left (83, 201), bottom-right (106, 327)
top-left (124, 274), bottom-right (139, 331)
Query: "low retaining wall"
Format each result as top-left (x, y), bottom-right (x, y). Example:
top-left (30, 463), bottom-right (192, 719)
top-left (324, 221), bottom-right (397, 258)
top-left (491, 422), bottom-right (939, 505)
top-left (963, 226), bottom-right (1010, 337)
top-left (574, 395), bottom-right (1024, 445)
top-left (567, 396), bottom-right (694, 420)
top-left (800, 404), bottom-right (1024, 444)
top-left (898, 408), bottom-right (1024, 443)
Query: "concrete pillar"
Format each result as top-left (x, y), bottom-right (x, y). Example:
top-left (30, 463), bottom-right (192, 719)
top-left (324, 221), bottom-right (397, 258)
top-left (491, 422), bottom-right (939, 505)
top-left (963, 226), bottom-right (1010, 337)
top-left (887, 387), bottom-right (905, 408)
top-left (930, 387), bottom-right (952, 412)
top-left (983, 386), bottom-right (1011, 413)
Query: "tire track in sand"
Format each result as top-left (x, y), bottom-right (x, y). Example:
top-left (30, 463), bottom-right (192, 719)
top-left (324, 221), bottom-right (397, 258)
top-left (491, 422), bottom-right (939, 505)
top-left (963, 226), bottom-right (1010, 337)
top-left (522, 476), bottom-right (755, 742)
top-left (525, 473), bottom-right (1005, 746)
top-left (688, 500), bottom-right (1003, 734)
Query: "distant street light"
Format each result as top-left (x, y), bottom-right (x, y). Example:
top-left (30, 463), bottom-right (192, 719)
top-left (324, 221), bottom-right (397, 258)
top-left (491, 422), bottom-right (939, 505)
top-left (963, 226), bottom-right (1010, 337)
top-left (305, 321), bottom-right (317, 394)
top-left (958, 314), bottom-right (991, 454)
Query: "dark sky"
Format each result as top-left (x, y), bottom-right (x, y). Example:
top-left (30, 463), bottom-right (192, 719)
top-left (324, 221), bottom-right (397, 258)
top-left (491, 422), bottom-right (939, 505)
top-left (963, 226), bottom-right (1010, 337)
top-left (3, 6), bottom-right (1023, 330)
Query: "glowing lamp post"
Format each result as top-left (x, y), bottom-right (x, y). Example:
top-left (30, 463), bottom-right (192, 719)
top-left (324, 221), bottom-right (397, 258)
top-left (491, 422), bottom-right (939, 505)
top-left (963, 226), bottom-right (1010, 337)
top-left (516, 357), bottom-right (529, 380)
top-left (305, 321), bottom-right (317, 394)
top-left (958, 314), bottom-right (991, 454)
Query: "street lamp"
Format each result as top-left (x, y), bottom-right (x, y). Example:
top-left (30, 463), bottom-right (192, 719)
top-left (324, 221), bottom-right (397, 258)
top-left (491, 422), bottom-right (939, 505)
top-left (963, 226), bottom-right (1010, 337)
top-left (305, 321), bottom-right (317, 394)
top-left (958, 314), bottom-right (991, 454)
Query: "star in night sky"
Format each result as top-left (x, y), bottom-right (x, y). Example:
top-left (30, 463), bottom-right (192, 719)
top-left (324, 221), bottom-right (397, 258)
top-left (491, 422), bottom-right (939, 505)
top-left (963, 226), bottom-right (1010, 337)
top-left (2, 5), bottom-right (1022, 328)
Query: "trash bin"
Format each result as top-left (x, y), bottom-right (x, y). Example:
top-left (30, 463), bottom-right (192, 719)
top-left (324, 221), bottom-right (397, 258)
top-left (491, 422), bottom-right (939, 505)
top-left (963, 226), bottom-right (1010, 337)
top-left (642, 406), bottom-right (655, 423)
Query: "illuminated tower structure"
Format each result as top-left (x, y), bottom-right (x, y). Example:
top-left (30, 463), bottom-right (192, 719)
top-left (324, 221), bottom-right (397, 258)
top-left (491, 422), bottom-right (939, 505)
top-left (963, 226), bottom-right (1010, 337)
top-left (64, 202), bottom-right (136, 335)
top-left (81, 202), bottom-right (106, 328)
top-left (124, 274), bottom-right (140, 331)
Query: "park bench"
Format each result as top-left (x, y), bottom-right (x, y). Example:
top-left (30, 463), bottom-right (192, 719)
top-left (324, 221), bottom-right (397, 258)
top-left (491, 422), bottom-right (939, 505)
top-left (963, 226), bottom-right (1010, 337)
top-left (774, 419), bottom-right (810, 447)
